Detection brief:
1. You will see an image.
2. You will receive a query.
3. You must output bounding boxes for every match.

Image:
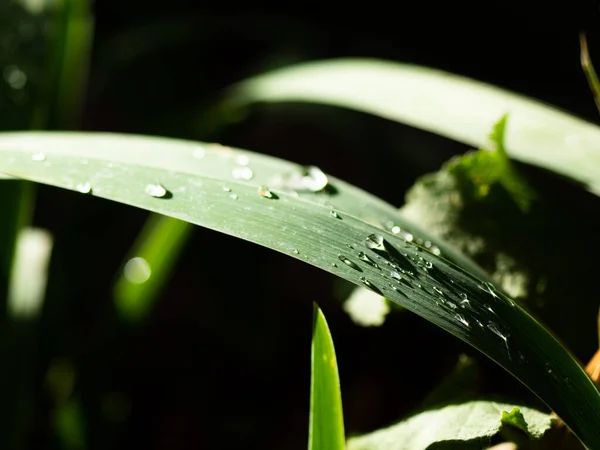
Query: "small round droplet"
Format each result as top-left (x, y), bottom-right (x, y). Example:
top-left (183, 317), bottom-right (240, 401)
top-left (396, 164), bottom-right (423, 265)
top-left (425, 261), bottom-right (433, 269)
top-left (145, 183), bottom-right (168, 198)
top-left (329, 210), bottom-right (341, 219)
top-left (76, 182), bottom-right (92, 194)
top-left (192, 147), bottom-right (206, 159)
top-left (230, 194), bottom-right (238, 200)
top-left (232, 166), bottom-right (253, 180)
top-left (222, 186), bottom-right (231, 192)
top-left (292, 249), bottom-right (299, 255)
top-left (338, 255), bottom-right (361, 271)
top-left (236, 154), bottom-right (250, 166)
top-left (359, 277), bottom-right (376, 290)
top-left (257, 186), bottom-right (276, 199)
top-left (365, 234), bottom-right (385, 251)
top-left (31, 152), bottom-right (45, 161)
top-left (390, 271), bottom-right (401, 280)
top-left (391, 226), bottom-right (401, 234)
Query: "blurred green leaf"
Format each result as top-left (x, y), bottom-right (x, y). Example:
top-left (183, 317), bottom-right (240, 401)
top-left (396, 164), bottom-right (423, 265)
top-left (226, 58), bottom-right (600, 197)
top-left (310, 303), bottom-right (345, 450)
top-left (114, 214), bottom-right (193, 322)
top-left (0, 132), bottom-right (599, 447)
top-left (346, 401), bottom-right (554, 450)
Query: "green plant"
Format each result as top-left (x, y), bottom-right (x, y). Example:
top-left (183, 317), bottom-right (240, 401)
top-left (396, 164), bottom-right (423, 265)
top-left (2, 5), bottom-right (600, 450)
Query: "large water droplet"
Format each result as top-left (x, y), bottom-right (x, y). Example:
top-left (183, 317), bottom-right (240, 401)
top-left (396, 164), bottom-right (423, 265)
top-left (257, 186), bottom-right (277, 199)
top-left (145, 183), bottom-right (169, 198)
top-left (273, 166), bottom-right (329, 192)
top-left (338, 255), bottom-right (362, 271)
top-left (232, 166), bottom-right (253, 180)
top-left (31, 152), bottom-right (45, 161)
top-left (365, 234), bottom-right (385, 251)
top-left (76, 182), bottom-right (92, 194)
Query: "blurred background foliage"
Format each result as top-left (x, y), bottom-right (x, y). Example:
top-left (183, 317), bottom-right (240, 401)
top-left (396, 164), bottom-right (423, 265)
top-left (1, 1), bottom-right (600, 449)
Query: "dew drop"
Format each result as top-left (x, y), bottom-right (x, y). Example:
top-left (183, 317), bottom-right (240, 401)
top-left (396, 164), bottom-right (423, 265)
top-left (365, 234), bottom-right (385, 251)
top-left (359, 277), bottom-right (376, 290)
top-left (230, 194), bottom-right (238, 200)
top-left (455, 314), bottom-right (470, 327)
top-left (31, 152), bottom-right (45, 161)
top-left (257, 186), bottom-right (276, 199)
top-left (433, 286), bottom-right (444, 297)
top-left (329, 210), bottom-right (341, 219)
top-left (222, 186), bottom-right (231, 192)
top-left (292, 249), bottom-right (299, 255)
top-left (487, 322), bottom-right (510, 350)
top-left (236, 154), bottom-right (250, 166)
top-left (76, 182), bottom-right (92, 194)
top-left (391, 226), bottom-right (401, 234)
top-left (390, 271), bottom-right (401, 281)
top-left (358, 251), bottom-right (379, 268)
top-left (331, 263), bottom-right (337, 268)
top-left (338, 255), bottom-right (362, 271)
top-left (145, 183), bottom-right (169, 198)
top-left (425, 261), bottom-right (433, 269)
top-left (192, 146), bottom-right (206, 159)
top-left (232, 166), bottom-right (253, 180)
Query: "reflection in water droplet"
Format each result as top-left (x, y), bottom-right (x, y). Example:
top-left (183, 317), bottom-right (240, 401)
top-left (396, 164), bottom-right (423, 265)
top-left (365, 234), bottom-right (385, 251)
top-left (487, 321), bottom-right (510, 355)
top-left (145, 183), bottom-right (169, 198)
top-left (338, 255), bottom-right (361, 271)
top-left (76, 183), bottom-right (92, 194)
top-left (391, 226), bottom-right (401, 234)
top-left (257, 186), bottom-right (276, 199)
top-left (358, 251), bottom-right (379, 268)
top-left (433, 286), bottom-right (444, 297)
top-left (232, 166), bottom-right (253, 180)
top-left (123, 257), bottom-right (151, 284)
top-left (425, 261), bottom-right (433, 269)
top-left (31, 152), bottom-right (45, 161)
top-left (455, 314), bottom-right (470, 327)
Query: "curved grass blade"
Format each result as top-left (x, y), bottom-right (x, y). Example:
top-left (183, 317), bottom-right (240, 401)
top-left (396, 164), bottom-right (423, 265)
top-left (310, 303), bottom-right (345, 450)
top-left (0, 133), bottom-right (599, 447)
top-left (226, 59), bottom-right (600, 197)
top-left (114, 214), bottom-right (193, 322)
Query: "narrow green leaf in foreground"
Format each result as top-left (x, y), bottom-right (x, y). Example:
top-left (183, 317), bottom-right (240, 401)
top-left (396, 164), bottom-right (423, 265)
top-left (0, 133), bottom-right (599, 447)
top-left (310, 303), bottom-right (345, 450)
top-left (346, 401), bottom-right (554, 450)
top-left (226, 58), bottom-right (600, 197)
top-left (114, 214), bottom-right (193, 322)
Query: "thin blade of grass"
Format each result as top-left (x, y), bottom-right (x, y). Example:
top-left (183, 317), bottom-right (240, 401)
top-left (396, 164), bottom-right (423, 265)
top-left (310, 303), bottom-right (345, 450)
top-left (0, 133), bottom-right (599, 447)
top-left (226, 59), bottom-right (600, 197)
top-left (113, 214), bottom-right (193, 322)
top-left (580, 33), bottom-right (600, 116)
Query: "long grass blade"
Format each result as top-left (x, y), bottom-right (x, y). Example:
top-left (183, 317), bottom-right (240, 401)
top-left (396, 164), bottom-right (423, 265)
top-left (0, 133), bottom-right (599, 447)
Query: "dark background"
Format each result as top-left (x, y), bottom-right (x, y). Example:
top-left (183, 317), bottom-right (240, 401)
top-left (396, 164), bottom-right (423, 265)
top-left (5, 1), bottom-right (600, 448)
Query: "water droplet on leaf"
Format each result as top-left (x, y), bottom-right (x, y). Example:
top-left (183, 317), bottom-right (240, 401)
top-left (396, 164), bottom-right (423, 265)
top-left (257, 186), bottom-right (277, 199)
top-left (338, 255), bottom-right (362, 271)
top-left (365, 234), bottom-right (385, 251)
top-left (76, 182), bottom-right (92, 194)
top-left (232, 166), bottom-right (253, 180)
top-left (145, 183), bottom-right (169, 198)
top-left (358, 251), bottom-right (379, 268)
top-left (31, 152), bottom-right (45, 161)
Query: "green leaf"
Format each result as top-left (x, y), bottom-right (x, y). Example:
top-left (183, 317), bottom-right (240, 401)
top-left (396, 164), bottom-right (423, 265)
top-left (0, 132), bottom-right (599, 447)
top-left (113, 214), bottom-right (193, 323)
top-left (310, 303), bottom-right (345, 450)
top-left (346, 401), bottom-right (554, 450)
top-left (226, 58), bottom-right (600, 197)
